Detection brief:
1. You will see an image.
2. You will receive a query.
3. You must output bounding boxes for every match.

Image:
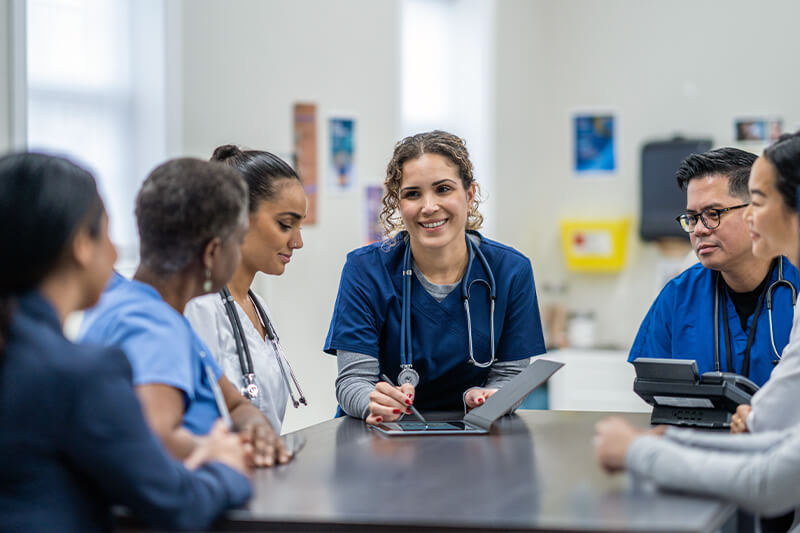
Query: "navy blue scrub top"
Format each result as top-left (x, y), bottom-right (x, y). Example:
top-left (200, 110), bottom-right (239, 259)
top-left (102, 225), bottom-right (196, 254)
top-left (629, 257), bottom-right (799, 386)
top-left (324, 231), bottom-right (546, 411)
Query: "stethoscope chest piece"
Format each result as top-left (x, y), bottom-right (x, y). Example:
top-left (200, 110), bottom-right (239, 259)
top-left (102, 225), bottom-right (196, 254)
top-left (398, 366), bottom-right (420, 387)
top-left (242, 372), bottom-right (259, 400)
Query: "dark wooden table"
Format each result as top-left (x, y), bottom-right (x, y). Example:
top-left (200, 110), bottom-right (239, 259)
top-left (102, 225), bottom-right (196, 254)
top-left (205, 410), bottom-right (736, 532)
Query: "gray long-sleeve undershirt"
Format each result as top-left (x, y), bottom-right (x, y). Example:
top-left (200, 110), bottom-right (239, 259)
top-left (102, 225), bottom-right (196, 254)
top-left (626, 425), bottom-right (800, 521)
top-left (335, 255), bottom-right (529, 418)
top-left (335, 350), bottom-right (529, 418)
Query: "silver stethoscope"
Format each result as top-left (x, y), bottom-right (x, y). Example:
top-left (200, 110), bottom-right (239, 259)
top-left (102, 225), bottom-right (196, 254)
top-left (219, 287), bottom-right (307, 408)
top-left (397, 233), bottom-right (497, 388)
top-left (713, 257), bottom-right (797, 376)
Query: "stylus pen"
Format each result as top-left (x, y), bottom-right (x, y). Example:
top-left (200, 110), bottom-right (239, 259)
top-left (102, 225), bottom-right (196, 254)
top-left (380, 373), bottom-right (427, 424)
top-left (201, 351), bottom-right (233, 428)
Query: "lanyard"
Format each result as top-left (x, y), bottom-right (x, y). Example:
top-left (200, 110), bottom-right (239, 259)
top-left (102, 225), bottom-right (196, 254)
top-left (715, 266), bottom-right (770, 377)
top-left (719, 277), bottom-right (766, 377)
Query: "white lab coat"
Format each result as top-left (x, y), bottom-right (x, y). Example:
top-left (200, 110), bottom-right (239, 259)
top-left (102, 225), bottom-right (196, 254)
top-left (185, 293), bottom-right (288, 433)
top-left (747, 303), bottom-right (800, 433)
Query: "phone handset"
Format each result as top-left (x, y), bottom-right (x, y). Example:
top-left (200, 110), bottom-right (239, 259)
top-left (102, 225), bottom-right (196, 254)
top-left (701, 371), bottom-right (760, 396)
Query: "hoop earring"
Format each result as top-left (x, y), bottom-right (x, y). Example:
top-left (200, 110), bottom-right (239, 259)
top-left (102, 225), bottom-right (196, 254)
top-left (203, 269), bottom-right (213, 292)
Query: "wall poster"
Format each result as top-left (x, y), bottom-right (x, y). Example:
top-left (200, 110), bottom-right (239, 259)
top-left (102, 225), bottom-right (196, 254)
top-left (573, 113), bottom-right (616, 174)
top-left (329, 117), bottom-right (356, 192)
top-left (293, 103), bottom-right (318, 225)
top-left (365, 184), bottom-right (383, 244)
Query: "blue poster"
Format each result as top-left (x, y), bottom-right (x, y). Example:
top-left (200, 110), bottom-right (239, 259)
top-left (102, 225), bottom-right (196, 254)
top-left (574, 114), bottom-right (615, 174)
top-left (329, 117), bottom-right (355, 191)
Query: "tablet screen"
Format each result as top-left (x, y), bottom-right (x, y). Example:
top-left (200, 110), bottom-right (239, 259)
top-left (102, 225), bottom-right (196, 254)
top-left (376, 421), bottom-right (469, 432)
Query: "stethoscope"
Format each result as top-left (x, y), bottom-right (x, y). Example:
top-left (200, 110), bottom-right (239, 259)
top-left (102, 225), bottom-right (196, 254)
top-left (713, 257), bottom-right (797, 376)
top-left (397, 232), bottom-right (497, 388)
top-left (219, 287), bottom-right (307, 408)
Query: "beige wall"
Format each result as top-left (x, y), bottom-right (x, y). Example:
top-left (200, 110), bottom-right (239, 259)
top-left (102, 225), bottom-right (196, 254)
top-left (495, 0), bottom-right (800, 349)
top-left (180, 0), bottom-right (400, 432)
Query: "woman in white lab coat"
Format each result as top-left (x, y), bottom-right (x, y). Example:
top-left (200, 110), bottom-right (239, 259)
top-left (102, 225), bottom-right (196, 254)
top-left (185, 145), bottom-right (307, 432)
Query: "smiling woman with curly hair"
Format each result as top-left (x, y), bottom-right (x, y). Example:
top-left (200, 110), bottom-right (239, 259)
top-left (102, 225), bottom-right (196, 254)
top-left (325, 130), bottom-right (547, 424)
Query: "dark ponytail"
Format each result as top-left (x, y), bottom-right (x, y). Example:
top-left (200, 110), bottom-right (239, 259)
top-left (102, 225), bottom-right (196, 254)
top-left (0, 153), bottom-right (102, 355)
top-left (764, 131), bottom-right (800, 211)
top-left (210, 144), bottom-right (301, 212)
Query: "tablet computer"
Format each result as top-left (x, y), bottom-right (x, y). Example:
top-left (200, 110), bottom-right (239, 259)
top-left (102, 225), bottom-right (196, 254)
top-left (371, 358), bottom-right (564, 436)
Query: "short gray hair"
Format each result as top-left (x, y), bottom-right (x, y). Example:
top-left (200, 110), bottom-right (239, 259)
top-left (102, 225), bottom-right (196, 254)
top-left (135, 158), bottom-right (247, 274)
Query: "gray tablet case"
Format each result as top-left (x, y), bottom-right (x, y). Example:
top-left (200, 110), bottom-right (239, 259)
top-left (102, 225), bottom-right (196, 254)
top-left (372, 358), bottom-right (564, 436)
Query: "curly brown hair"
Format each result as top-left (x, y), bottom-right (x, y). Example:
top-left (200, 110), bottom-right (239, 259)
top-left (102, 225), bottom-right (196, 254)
top-left (380, 130), bottom-right (483, 238)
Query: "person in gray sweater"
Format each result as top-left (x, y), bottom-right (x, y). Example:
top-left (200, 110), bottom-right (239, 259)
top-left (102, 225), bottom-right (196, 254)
top-left (595, 132), bottom-right (800, 531)
top-left (594, 417), bottom-right (800, 529)
top-left (730, 132), bottom-right (800, 435)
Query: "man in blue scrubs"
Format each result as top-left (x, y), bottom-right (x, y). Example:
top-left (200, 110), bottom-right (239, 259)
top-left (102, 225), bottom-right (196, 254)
top-left (629, 148), bottom-right (799, 386)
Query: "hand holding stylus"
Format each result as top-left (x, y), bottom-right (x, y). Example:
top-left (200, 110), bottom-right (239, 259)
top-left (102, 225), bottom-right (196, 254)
top-left (364, 374), bottom-right (423, 426)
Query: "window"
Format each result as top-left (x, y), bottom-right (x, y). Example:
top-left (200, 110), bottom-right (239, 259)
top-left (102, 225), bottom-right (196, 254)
top-left (22, 0), bottom-right (170, 268)
top-left (400, 0), bottom-right (495, 232)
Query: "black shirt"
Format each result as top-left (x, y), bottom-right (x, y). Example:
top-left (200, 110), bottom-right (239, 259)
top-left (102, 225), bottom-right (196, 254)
top-left (725, 272), bottom-right (770, 331)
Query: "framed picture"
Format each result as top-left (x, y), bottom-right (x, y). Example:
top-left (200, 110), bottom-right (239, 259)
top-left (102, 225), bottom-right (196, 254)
top-left (573, 113), bottom-right (616, 175)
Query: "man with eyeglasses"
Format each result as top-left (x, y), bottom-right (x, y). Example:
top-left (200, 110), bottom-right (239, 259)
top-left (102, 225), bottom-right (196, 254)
top-left (629, 147), bottom-right (799, 387)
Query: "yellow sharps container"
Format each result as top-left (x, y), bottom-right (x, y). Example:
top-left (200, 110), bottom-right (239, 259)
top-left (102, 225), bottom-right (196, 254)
top-left (559, 218), bottom-right (630, 273)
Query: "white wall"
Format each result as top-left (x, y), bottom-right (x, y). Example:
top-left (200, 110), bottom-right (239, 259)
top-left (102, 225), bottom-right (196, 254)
top-left (495, 0), bottom-right (800, 350)
top-left (179, 0), bottom-right (399, 432)
top-left (0, 0), bottom-right (11, 152)
top-left (7, 0), bottom-right (800, 432)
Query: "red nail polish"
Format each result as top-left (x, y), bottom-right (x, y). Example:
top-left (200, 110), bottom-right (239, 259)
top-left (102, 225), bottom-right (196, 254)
top-left (406, 409), bottom-right (412, 415)
top-left (392, 409), bottom-right (401, 414)
top-left (478, 397), bottom-right (484, 403)
top-left (407, 394), bottom-right (413, 398)
top-left (376, 417), bottom-right (383, 423)
top-left (405, 399), bottom-right (411, 405)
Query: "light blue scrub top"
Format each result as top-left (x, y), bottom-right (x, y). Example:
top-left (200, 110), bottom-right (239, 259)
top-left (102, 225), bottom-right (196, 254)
top-left (79, 272), bottom-right (223, 435)
top-left (629, 257), bottom-right (799, 387)
top-left (324, 231), bottom-right (547, 411)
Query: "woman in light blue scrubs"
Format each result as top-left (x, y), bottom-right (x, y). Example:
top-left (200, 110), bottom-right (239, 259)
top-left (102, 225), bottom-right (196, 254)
top-left (80, 158), bottom-right (289, 467)
top-left (325, 131), bottom-right (546, 424)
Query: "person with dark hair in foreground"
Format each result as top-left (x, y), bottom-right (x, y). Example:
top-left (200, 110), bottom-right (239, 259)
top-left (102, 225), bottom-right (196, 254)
top-left (0, 153), bottom-right (250, 532)
top-left (80, 157), bottom-right (290, 467)
top-left (628, 147), bottom-right (799, 387)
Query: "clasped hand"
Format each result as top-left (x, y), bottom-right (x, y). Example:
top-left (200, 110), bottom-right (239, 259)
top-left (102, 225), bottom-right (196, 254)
top-left (730, 404), bottom-right (751, 434)
top-left (238, 423), bottom-right (291, 467)
top-left (185, 421), bottom-right (292, 473)
top-left (593, 417), bottom-right (666, 473)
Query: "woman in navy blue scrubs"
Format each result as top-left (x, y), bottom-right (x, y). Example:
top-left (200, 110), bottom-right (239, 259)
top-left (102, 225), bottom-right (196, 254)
top-left (325, 131), bottom-right (546, 424)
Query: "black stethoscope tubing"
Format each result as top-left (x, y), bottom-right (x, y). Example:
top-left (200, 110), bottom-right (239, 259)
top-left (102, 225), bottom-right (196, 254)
top-left (220, 287), bottom-right (259, 398)
top-left (219, 287), bottom-right (307, 406)
top-left (713, 257), bottom-right (798, 375)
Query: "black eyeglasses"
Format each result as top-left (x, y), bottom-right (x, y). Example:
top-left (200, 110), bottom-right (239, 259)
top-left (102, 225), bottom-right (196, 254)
top-left (675, 203), bottom-right (749, 233)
